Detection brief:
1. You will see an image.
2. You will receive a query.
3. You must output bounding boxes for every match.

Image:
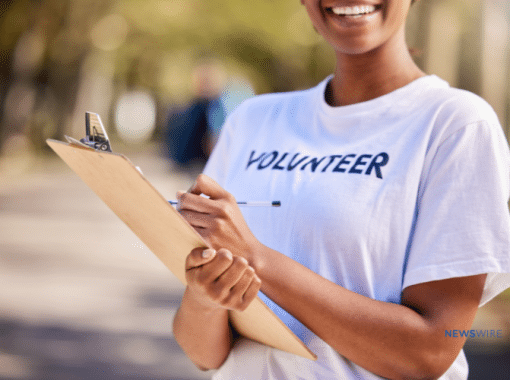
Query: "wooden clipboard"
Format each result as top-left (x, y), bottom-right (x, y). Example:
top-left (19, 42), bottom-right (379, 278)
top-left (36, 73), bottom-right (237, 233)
top-left (47, 139), bottom-right (316, 361)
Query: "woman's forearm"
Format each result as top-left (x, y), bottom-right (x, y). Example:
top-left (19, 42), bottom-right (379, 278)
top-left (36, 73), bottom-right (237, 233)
top-left (173, 287), bottom-right (233, 370)
top-left (253, 244), bottom-right (483, 380)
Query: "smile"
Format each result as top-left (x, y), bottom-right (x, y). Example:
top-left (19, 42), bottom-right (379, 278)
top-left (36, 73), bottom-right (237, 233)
top-left (328, 4), bottom-right (380, 17)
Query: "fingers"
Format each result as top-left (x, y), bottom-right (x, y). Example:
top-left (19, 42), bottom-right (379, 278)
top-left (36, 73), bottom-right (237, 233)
top-left (185, 248), bottom-right (261, 312)
top-left (215, 255), bottom-right (251, 289)
top-left (176, 191), bottom-right (214, 214)
top-left (224, 267), bottom-right (262, 311)
top-left (179, 208), bottom-right (211, 229)
top-left (185, 247), bottom-right (217, 270)
top-left (187, 174), bottom-right (235, 202)
top-left (177, 185), bottom-right (236, 228)
top-left (188, 174), bottom-right (225, 199)
top-left (186, 248), bottom-right (234, 283)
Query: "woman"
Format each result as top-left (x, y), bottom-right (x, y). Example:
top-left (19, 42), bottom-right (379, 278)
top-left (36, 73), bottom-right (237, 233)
top-left (173, 1), bottom-right (510, 379)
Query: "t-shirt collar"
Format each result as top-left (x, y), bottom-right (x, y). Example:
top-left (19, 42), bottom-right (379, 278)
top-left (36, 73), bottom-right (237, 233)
top-left (316, 74), bottom-right (449, 119)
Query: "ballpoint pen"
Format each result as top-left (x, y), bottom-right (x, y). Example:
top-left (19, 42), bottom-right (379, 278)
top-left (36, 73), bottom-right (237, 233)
top-left (168, 200), bottom-right (281, 207)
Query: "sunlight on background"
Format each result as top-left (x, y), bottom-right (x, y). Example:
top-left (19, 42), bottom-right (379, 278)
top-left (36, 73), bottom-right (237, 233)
top-left (115, 91), bottom-right (157, 144)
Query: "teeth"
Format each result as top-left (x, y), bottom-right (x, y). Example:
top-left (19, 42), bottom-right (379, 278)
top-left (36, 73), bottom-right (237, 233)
top-left (331, 5), bottom-right (376, 16)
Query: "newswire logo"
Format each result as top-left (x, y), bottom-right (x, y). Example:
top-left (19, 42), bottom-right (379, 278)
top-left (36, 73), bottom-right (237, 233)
top-left (445, 329), bottom-right (503, 338)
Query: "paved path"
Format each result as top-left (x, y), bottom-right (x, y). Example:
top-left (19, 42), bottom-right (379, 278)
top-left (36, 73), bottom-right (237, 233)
top-left (0, 147), bottom-right (211, 380)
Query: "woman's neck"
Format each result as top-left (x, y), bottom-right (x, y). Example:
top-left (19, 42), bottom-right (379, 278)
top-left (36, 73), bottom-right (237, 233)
top-left (327, 32), bottom-right (425, 107)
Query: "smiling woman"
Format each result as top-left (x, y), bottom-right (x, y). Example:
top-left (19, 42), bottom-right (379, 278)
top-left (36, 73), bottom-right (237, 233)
top-left (172, 1), bottom-right (510, 379)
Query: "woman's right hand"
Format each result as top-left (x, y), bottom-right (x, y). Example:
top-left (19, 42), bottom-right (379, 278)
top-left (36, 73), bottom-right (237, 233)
top-left (185, 247), bottom-right (261, 312)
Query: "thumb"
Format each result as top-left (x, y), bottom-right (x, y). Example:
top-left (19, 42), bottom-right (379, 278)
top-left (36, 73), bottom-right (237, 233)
top-left (185, 247), bottom-right (216, 270)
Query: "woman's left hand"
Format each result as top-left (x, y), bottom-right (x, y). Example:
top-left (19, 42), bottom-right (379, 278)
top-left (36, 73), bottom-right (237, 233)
top-left (176, 174), bottom-right (262, 266)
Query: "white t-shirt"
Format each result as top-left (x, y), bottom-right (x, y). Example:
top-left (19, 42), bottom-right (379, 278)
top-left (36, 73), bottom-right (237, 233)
top-left (203, 75), bottom-right (510, 379)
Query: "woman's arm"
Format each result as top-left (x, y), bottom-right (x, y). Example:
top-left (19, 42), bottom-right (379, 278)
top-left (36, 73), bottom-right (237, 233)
top-left (172, 286), bottom-right (231, 370)
top-left (177, 174), bottom-right (487, 379)
top-left (255, 244), bottom-right (485, 379)
top-left (172, 247), bottom-right (261, 370)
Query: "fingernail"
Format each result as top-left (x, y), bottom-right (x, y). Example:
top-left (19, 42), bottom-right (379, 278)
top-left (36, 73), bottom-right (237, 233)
top-left (176, 190), bottom-right (185, 198)
top-left (202, 249), bottom-right (216, 259)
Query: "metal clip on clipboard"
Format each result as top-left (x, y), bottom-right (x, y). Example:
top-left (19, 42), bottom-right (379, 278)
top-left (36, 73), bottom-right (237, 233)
top-left (65, 112), bottom-right (112, 152)
top-left (65, 112), bottom-right (144, 174)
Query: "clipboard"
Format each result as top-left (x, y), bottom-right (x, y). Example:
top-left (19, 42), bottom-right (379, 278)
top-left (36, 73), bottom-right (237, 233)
top-left (46, 118), bottom-right (316, 360)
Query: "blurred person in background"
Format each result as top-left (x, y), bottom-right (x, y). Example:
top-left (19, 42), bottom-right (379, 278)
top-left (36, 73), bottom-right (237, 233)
top-left (173, 0), bottom-right (510, 379)
top-left (164, 61), bottom-right (226, 169)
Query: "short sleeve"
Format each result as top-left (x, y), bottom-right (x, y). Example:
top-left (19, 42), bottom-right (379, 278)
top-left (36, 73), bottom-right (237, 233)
top-left (403, 121), bottom-right (510, 306)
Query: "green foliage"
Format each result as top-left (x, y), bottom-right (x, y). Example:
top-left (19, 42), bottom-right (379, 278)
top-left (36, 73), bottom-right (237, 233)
top-left (113, 0), bottom-right (335, 95)
top-left (2, 0), bottom-right (508, 149)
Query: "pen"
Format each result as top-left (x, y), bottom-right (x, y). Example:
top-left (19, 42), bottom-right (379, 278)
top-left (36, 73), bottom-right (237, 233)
top-left (168, 200), bottom-right (281, 207)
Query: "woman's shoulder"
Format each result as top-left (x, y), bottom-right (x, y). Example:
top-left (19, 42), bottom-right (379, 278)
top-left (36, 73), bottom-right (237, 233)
top-left (412, 77), bottom-right (507, 158)
top-left (420, 76), bottom-right (500, 127)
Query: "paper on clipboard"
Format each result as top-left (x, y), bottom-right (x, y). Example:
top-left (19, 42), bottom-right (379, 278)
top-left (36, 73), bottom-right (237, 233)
top-left (46, 138), bottom-right (316, 361)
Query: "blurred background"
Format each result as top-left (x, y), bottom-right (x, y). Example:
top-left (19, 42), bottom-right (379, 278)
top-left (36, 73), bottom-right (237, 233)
top-left (0, 0), bottom-right (509, 379)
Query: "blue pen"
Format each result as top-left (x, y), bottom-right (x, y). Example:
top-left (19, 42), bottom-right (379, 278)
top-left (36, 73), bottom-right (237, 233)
top-left (168, 200), bottom-right (281, 207)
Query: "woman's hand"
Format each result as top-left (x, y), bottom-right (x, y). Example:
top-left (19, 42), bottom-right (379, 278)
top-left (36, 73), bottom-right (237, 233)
top-left (173, 246), bottom-right (261, 370)
top-left (177, 174), bottom-right (262, 267)
top-left (185, 247), bottom-right (261, 312)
